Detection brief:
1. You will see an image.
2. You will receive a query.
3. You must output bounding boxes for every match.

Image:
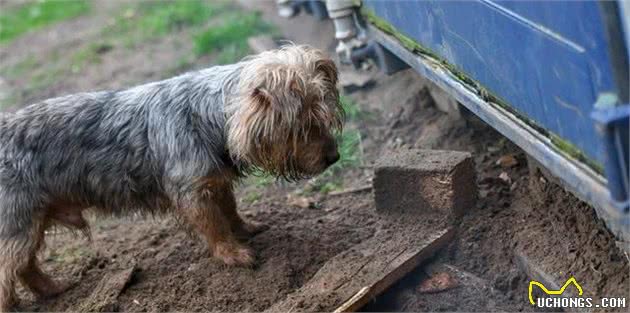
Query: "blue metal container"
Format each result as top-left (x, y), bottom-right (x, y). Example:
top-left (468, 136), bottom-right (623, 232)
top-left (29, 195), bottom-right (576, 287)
top-left (360, 0), bottom-right (629, 242)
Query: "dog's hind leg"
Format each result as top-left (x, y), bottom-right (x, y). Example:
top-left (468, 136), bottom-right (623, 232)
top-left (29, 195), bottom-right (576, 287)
top-left (0, 249), bottom-right (19, 313)
top-left (0, 196), bottom-right (41, 312)
top-left (0, 201), bottom-right (70, 311)
top-left (0, 219), bottom-right (44, 312)
top-left (19, 258), bottom-right (71, 300)
top-left (18, 212), bottom-right (74, 300)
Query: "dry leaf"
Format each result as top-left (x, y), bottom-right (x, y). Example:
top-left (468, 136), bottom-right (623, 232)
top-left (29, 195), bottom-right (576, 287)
top-left (498, 172), bottom-right (512, 184)
top-left (418, 272), bottom-right (458, 294)
top-left (496, 154), bottom-right (518, 168)
top-left (287, 195), bottom-right (315, 209)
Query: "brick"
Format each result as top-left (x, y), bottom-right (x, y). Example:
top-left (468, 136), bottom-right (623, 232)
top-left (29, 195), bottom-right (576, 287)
top-left (373, 149), bottom-right (476, 217)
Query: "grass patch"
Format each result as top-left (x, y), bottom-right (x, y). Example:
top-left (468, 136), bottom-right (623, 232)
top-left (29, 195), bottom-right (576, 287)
top-left (70, 41), bottom-right (113, 72)
top-left (108, 0), bottom-right (227, 46)
top-left (334, 95), bottom-right (364, 172)
top-left (194, 12), bottom-right (275, 63)
top-left (0, 91), bottom-right (17, 110)
top-left (0, 55), bottom-right (38, 78)
top-left (0, 0), bottom-right (90, 44)
top-left (341, 95), bottom-right (362, 121)
top-left (242, 191), bottom-right (262, 204)
top-left (249, 170), bottom-right (276, 188)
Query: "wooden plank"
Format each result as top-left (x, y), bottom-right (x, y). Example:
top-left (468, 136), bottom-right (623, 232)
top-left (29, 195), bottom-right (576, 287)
top-left (77, 264), bottom-right (137, 312)
top-left (265, 224), bottom-right (454, 313)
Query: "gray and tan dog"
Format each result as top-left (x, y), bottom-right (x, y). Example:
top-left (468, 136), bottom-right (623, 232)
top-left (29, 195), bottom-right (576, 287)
top-left (0, 45), bottom-right (343, 311)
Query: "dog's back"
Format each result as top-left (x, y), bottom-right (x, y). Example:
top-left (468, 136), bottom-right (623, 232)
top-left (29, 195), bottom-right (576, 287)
top-left (0, 92), bottom-right (157, 215)
top-left (0, 65), bottom-right (242, 218)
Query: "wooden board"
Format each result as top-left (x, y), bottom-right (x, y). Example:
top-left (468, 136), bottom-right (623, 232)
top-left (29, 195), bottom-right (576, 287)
top-left (265, 223), bottom-right (454, 312)
top-left (77, 264), bottom-right (137, 312)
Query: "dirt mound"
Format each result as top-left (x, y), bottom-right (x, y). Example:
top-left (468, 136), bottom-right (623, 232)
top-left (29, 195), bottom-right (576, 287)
top-left (518, 178), bottom-right (628, 301)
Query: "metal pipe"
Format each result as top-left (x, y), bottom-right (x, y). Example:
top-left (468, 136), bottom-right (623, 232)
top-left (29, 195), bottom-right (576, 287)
top-left (276, 0), bottom-right (299, 18)
top-left (325, 0), bottom-right (367, 65)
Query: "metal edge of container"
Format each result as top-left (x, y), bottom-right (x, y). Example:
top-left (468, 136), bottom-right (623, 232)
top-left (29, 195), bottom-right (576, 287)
top-left (366, 25), bottom-right (630, 244)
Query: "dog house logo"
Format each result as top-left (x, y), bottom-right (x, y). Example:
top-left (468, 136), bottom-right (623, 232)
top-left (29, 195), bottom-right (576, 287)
top-left (528, 276), bottom-right (583, 305)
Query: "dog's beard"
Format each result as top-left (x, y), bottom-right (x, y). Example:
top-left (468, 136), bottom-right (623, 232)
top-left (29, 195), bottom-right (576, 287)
top-left (230, 133), bottom-right (312, 181)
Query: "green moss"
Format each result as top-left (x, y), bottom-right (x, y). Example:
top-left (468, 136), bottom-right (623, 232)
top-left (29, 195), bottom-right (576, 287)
top-left (363, 9), bottom-right (603, 173)
top-left (362, 9), bottom-right (477, 87)
top-left (550, 134), bottom-right (604, 173)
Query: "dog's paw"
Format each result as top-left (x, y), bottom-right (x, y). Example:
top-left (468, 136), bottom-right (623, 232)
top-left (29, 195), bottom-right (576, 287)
top-left (213, 243), bottom-right (254, 267)
top-left (234, 221), bottom-right (269, 241)
top-left (34, 279), bottom-right (74, 300)
top-left (48, 280), bottom-right (74, 298)
top-left (243, 221), bottom-right (269, 236)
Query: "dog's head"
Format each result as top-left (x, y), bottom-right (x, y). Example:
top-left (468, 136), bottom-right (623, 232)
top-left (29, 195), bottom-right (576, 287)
top-left (227, 45), bottom-right (343, 180)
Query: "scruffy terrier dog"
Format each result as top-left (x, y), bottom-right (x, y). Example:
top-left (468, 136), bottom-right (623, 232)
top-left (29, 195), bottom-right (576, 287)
top-left (0, 45), bottom-right (343, 311)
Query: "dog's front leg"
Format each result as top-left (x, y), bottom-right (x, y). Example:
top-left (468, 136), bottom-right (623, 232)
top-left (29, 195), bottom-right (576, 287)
top-left (214, 183), bottom-right (269, 240)
top-left (178, 188), bottom-right (255, 267)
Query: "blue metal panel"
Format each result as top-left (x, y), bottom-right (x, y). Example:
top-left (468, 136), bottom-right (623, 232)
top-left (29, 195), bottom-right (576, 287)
top-left (362, 0), bottom-right (622, 166)
top-left (367, 25), bottom-right (630, 243)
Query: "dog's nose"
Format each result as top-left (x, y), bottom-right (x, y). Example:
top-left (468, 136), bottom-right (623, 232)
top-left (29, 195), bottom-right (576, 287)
top-left (326, 151), bottom-right (340, 165)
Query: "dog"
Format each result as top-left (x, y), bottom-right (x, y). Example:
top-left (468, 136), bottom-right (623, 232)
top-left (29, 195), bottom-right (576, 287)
top-left (0, 45), bottom-right (343, 311)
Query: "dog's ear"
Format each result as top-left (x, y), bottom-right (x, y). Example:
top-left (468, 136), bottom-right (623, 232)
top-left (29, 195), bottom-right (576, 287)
top-left (315, 59), bottom-right (338, 85)
top-left (289, 76), bottom-right (307, 99)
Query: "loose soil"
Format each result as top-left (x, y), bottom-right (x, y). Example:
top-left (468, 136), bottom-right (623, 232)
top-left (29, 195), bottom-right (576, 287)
top-left (2, 1), bottom-right (628, 312)
top-left (21, 192), bottom-right (377, 312)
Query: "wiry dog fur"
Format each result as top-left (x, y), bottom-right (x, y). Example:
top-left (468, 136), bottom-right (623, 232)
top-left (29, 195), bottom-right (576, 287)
top-left (0, 45), bottom-right (343, 311)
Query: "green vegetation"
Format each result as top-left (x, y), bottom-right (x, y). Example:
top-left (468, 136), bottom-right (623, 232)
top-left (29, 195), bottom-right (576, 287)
top-left (248, 170), bottom-right (276, 188)
top-left (110, 0), bottom-right (226, 45)
top-left (1, 1), bottom-right (278, 114)
top-left (0, 55), bottom-right (38, 78)
top-left (550, 134), bottom-right (604, 174)
top-left (105, 1), bottom-right (274, 64)
top-left (242, 191), bottom-right (262, 204)
top-left (340, 95), bottom-right (361, 121)
top-left (0, 0), bottom-right (90, 43)
top-left (70, 41), bottom-right (113, 72)
top-left (0, 50), bottom-right (65, 109)
top-left (333, 96), bottom-right (365, 172)
top-left (194, 12), bottom-right (275, 63)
